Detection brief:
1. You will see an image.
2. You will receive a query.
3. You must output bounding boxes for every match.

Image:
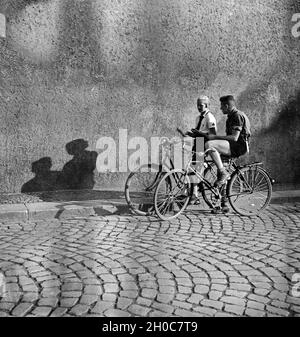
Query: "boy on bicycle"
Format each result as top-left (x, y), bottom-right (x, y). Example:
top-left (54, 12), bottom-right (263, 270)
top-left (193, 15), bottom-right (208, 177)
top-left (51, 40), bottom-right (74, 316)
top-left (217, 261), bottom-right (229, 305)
top-left (204, 95), bottom-right (251, 211)
top-left (185, 95), bottom-right (217, 204)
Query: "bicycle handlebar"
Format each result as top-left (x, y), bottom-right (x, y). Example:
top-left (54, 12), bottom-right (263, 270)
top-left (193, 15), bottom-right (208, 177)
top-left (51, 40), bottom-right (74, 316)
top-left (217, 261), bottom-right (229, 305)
top-left (160, 136), bottom-right (183, 147)
top-left (176, 127), bottom-right (186, 137)
top-left (160, 129), bottom-right (212, 156)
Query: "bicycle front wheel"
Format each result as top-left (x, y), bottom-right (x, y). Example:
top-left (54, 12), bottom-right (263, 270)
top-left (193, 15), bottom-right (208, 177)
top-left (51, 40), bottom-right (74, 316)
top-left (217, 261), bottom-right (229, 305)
top-left (154, 169), bottom-right (191, 221)
top-left (201, 163), bottom-right (218, 209)
top-left (125, 164), bottom-right (162, 216)
top-left (227, 165), bottom-right (272, 216)
top-left (201, 162), bottom-right (235, 209)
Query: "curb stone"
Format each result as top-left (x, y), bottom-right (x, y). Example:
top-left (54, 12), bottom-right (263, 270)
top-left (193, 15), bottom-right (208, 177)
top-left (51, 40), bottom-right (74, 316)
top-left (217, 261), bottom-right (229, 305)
top-left (0, 190), bottom-right (299, 222)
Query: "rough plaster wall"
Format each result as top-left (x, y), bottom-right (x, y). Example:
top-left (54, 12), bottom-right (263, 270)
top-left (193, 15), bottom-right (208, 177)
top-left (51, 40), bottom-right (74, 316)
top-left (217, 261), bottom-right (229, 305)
top-left (0, 0), bottom-right (299, 192)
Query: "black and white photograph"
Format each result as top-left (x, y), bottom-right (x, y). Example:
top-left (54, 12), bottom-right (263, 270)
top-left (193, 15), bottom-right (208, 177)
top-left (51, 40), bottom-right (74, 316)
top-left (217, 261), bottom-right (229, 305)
top-left (0, 0), bottom-right (299, 324)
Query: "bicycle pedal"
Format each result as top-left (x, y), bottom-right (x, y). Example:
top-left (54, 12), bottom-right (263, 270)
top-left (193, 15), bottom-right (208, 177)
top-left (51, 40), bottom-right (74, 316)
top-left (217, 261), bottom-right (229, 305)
top-left (194, 198), bottom-right (201, 205)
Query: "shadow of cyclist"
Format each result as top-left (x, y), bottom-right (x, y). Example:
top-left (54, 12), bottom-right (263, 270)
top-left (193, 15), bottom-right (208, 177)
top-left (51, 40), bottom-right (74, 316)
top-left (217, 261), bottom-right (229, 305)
top-left (21, 157), bottom-right (60, 193)
top-left (57, 139), bottom-right (98, 190)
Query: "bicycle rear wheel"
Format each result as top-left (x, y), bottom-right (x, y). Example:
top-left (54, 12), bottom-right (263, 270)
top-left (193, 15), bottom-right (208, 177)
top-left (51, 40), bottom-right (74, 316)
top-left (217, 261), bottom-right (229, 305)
top-left (125, 164), bottom-right (162, 216)
top-left (154, 169), bottom-right (191, 221)
top-left (227, 165), bottom-right (272, 216)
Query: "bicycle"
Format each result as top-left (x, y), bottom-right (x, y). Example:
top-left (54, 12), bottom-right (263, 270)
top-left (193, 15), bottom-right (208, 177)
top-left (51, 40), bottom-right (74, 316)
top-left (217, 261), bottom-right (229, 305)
top-left (154, 138), bottom-right (274, 220)
top-left (124, 136), bottom-right (183, 216)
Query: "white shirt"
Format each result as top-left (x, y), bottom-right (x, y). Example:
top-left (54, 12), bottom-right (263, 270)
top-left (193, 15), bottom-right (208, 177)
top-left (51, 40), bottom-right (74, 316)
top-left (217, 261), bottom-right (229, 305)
top-left (195, 110), bottom-right (217, 133)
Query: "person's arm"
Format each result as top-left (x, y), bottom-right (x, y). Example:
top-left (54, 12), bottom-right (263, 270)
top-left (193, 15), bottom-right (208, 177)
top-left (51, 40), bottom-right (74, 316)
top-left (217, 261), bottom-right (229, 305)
top-left (185, 115), bottom-right (202, 137)
top-left (208, 113), bottom-right (242, 142)
top-left (208, 129), bottom-right (240, 142)
top-left (208, 127), bottom-right (216, 135)
top-left (186, 131), bottom-right (196, 137)
top-left (191, 129), bottom-right (207, 136)
top-left (207, 114), bottom-right (217, 136)
top-left (192, 113), bottom-right (217, 137)
top-left (176, 128), bottom-right (196, 138)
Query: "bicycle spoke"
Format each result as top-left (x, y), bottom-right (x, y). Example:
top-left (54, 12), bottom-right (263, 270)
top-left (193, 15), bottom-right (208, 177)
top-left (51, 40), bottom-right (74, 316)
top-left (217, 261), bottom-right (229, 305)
top-left (253, 181), bottom-right (269, 191)
top-left (125, 164), bottom-right (162, 216)
top-left (156, 180), bottom-right (176, 214)
top-left (250, 191), bottom-right (268, 199)
top-left (154, 170), bottom-right (190, 220)
top-left (156, 198), bottom-right (168, 212)
top-left (161, 200), bottom-right (173, 215)
top-left (253, 172), bottom-right (265, 189)
top-left (239, 171), bottom-right (253, 191)
top-left (228, 166), bottom-right (272, 216)
top-left (158, 195), bottom-right (175, 215)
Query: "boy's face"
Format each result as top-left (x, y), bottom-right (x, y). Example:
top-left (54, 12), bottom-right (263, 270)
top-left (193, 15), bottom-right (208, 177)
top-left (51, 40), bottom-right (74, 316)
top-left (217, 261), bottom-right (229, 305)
top-left (197, 101), bottom-right (206, 113)
top-left (220, 102), bottom-right (229, 114)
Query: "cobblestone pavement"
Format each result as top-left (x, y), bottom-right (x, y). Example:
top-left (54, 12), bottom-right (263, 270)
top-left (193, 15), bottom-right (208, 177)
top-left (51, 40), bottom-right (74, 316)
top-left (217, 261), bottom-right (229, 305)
top-left (0, 203), bottom-right (299, 317)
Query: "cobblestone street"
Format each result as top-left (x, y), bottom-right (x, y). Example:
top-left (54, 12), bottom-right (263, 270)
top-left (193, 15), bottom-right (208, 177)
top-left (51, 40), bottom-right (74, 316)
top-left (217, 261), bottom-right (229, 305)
top-left (0, 203), bottom-right (299, 317)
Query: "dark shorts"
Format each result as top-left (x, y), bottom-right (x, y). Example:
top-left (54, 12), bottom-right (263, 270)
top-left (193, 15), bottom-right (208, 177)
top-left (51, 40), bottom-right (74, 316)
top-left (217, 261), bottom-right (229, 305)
top-left (229, 141), bottom-right (248, 158)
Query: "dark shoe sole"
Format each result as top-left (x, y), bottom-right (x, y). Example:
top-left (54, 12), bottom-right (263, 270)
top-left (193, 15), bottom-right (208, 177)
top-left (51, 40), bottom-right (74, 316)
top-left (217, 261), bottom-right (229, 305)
top-left (211, 207), bottom-right (230, 214)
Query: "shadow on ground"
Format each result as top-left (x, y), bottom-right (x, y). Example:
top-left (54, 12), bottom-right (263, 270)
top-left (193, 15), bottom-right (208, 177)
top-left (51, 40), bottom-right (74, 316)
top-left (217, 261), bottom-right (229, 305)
top-left (52, 202), bottom-right (133, 219)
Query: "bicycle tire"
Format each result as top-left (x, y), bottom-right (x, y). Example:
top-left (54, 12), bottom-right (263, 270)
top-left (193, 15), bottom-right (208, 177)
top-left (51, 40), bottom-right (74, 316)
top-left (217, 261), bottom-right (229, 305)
top-left (227, 165), bottom-right (272, 216)
top-left (154, 169), bottom-right (191, 221)
top-left (125, 164), bottom-right (163, 216)
top-left (201, 163), bottom-right (218, 209)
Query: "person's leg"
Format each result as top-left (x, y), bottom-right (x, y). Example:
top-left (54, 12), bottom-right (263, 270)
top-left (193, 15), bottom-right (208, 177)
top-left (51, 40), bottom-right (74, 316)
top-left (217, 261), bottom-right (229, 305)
top-left (189, 144), bottom-right (200, 203)
top-left (189, 172), bottom-right (200, 204)
top-left (189, 159), bottom-right (201, 203)
top-left (205, 140), bottom-right (231, 168)
top-left (205, 140), bottom-right (231, 186)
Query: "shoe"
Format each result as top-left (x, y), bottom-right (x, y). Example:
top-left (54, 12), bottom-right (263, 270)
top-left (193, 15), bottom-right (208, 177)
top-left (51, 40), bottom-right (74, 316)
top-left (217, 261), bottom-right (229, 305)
top-left (189, 195), bottom-right (200, 205)
top-left (211, 208), bottom-right (220, 214)
top-left (214, 169), bottom-right (230, 187)
top-left (211, 204), bottom-right (229, 214)
top-left (194, 197), bottom-right (201, 205)
top-left (221, 203), bottom-right (230, 213)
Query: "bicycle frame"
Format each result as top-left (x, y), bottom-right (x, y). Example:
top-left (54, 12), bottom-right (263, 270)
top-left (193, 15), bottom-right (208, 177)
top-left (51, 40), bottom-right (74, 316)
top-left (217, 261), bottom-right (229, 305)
top-left (180, 147), bottom-right (266, 201)
top-left (174, 146), bottom-right (223, 200)
top-left (143, 140), bottom-right (177, 192)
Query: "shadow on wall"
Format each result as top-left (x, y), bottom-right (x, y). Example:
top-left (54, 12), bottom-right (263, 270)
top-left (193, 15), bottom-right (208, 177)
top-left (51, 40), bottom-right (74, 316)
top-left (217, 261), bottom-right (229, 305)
top-left (1, 0), bottom-right (50, 15)
top-left (253, 91), bottom-right (300, 185)
top-left (56, 0), bottom-right (102, 73)
top-left (21, 139), bottom-right (98, 193)
top-left (2, 0), bottom-right (103, 79)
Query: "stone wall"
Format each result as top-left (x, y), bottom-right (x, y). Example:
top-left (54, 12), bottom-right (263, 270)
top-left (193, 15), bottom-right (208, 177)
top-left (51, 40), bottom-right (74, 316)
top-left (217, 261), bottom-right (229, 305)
top-left (0, 0), bottom-right (299, 192)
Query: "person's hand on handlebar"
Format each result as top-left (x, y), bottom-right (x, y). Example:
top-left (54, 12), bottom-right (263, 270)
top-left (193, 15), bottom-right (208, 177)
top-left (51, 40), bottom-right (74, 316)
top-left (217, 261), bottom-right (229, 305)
top-left (185, 130), bottom-right (196, 137)
top-left (176, 128), bottom-right (188, 137)
top-left (190, 129), bottom-right (208, 138)
top-left (177, 127), bottom-right (207, 138)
